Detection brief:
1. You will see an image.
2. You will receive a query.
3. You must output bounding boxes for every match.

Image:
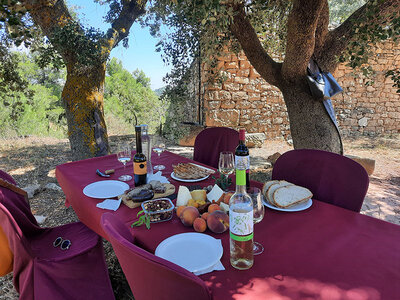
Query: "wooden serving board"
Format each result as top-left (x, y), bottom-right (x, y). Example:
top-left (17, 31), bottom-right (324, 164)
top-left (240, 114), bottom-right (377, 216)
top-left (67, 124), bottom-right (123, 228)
top-left (122, 184), bottom-right (176, 209)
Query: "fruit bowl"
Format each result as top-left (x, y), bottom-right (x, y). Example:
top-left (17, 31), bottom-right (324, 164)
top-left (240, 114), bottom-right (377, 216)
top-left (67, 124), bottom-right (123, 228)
top-left (141, 198), bottom-right (174, 223)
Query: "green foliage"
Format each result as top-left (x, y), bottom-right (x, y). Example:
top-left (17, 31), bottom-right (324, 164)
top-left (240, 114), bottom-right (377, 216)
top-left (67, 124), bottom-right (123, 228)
top-left (161, 74), bottom-right (194, 141)
top-left (0, 51), bottom-right (67, 138)
top-left (104, 58), bottom-right (168, 133)
top-left (50, 21), bottom-right (107, 68)
top-left (329, 0), bottom-right (366, 26)
top-left (339, 1), bottom-right (400, 86)
top-left (131, 210), bottom-right (151, 229)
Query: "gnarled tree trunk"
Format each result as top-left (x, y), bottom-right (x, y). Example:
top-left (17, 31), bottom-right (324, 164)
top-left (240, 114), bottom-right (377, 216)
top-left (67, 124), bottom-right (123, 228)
top-left (62, 63), bottom-right (109, 160)
top-left (281, 82), bottom-right (341, 153)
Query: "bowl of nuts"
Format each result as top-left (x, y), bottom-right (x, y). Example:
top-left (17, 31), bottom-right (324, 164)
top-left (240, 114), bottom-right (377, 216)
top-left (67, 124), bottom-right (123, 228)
top-left (141, 198), bottom-right (175, 223)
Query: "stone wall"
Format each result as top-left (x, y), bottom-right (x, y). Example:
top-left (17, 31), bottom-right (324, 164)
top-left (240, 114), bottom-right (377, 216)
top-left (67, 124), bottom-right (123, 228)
top-left (202, 40), bottom-right (400, 140)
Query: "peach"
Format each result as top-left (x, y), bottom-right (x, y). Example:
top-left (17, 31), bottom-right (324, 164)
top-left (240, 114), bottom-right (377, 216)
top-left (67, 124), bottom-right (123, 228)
top-left (201, 212), bottom-right (210, 221)
top-left (176, 205), bottom-right (187, 218)
top-left (208, 203), bottom-right (221, 213)
top-left (180, 206), bottom-right (200, 227)
top-left (193, 217), bottom-right (207, 233)
top-left (207, 211), bottom-right (229, 233)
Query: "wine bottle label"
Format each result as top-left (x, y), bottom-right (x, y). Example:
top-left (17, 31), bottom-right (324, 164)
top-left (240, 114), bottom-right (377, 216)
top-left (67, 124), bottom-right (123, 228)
top-left (229, 210), bottom-right (253, 236)
top-left (235, 155), bottom-right (250, 170)
top-left (230, 232), bottom-right (253, 242)
top-left (134, 161), bottom-right (147, 175)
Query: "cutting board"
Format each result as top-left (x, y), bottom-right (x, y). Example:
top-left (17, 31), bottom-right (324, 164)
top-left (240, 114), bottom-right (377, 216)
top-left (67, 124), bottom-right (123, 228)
top-left (122, 184), bottom-right (176, 209)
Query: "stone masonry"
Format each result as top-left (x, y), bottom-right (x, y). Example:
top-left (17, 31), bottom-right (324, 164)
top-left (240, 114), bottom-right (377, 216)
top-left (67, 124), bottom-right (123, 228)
top-left (202, 40), bottom-right (400, 139)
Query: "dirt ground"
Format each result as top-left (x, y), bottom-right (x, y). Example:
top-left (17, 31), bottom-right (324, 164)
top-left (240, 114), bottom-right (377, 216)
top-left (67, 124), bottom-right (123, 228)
top-left (0, 134), bottom-right (399, 299)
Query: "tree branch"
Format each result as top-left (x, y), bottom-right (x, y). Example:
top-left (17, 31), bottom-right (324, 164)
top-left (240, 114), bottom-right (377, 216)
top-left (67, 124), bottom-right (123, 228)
top-left (313, 0), bottom-right (330, 62)
top-left (282, 0), bottom-right (325, 80)
top-left (318, 0), bottom-right (399, 72)
top-left (229, 4), bottom-right (281, 88)
top-left (24, 0), bottom-right (74, 62)
top-left (105, 0), bottom-right (147, 51)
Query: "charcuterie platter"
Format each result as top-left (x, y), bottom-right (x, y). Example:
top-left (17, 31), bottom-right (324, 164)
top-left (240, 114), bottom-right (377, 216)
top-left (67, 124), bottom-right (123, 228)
top-left (121, 183), bottom-right (175, 209)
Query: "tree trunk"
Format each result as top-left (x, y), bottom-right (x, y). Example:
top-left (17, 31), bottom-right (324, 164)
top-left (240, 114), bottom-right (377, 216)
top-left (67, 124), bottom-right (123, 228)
top-left (62, 63), bottom-right (109, 160)
top-left (281, 82), bottom-right (342, 154)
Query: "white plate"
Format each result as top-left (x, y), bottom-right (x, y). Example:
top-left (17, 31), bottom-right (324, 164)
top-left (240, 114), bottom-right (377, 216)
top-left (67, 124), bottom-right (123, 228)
top-left (171, 172), bottom-right (210, 182)
top-left (155, 233), bottom-right (223, 274)
top-left (263, 198), bottom-right (313, 212)
top-left (83, 180), bottom-right (129, 199)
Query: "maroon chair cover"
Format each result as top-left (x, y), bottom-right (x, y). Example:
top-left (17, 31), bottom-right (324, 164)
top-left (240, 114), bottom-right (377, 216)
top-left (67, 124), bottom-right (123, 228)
top-left (193, 127), bottom-right (239, 168)
top-left (272, 149), bottom-right (369, 212)
top-left (0, 170), bottom-right (115, 300)
top-left (101, 213), bottom-right (212, 300)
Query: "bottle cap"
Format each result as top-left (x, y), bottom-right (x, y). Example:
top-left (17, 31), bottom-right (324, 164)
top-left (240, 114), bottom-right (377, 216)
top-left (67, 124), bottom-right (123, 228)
top-left (239, 128), bottom-right (246, 141)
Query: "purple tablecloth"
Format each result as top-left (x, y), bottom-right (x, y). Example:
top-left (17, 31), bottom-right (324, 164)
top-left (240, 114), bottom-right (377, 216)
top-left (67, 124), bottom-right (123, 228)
top-left (56, 151), bottom-right (400, 300)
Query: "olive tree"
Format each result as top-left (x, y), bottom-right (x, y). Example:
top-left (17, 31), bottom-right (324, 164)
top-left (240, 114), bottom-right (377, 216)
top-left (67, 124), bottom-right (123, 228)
top-left (147, 0), bottom-right (399, 153)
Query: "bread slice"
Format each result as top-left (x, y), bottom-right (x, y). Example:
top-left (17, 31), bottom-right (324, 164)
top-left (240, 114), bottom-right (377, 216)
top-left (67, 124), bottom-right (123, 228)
top-left (262, 180), bottom-right (279, 204)
top-left (273, 185), bottom-right (313, 208)
top-left (267, 181), bottom-right (293, 206)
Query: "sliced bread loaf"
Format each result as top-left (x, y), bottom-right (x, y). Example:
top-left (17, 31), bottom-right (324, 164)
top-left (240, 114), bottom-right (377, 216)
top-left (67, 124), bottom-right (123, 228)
top-left (273, 185), bottom-right (313, 208)
top-left (262, 180), bottom-right (279, 204)
top-left (267, 181), bottom-right (293, 206)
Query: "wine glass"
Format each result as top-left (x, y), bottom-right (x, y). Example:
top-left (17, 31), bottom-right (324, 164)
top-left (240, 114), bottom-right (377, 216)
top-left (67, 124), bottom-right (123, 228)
top-left (218, 151), bottom-right (235, 176)
top-left (218, 151), bottom-right (234, 190)
top-left (153, 137), bottom-right (166, 171)
top-left (117, 143), bottom-right (132, 181)
top-left (249, 187), bottom-right (265, 255)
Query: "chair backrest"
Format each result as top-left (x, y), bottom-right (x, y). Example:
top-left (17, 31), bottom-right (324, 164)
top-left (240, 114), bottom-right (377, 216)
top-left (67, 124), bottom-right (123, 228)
top-left (101, 213), bottom-right (212, 300)
top-left (193, 127), bottom-right (239, 168)
top-left (0, 170), bottom-right (40, 236)
top-left (272, 149), bottom-right (369, 212)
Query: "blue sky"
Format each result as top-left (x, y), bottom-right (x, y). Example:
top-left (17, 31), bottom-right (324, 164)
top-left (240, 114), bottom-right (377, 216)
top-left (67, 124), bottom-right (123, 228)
top-left (68, 0), bottom-right (171, 90)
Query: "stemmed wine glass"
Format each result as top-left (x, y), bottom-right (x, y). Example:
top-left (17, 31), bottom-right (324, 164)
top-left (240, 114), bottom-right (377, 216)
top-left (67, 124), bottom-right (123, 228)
top-left (117, 143), bottom-right (132, 181)
top-left (249, 187), bottom-right (265, 255)
top-left (153, 137), bottom-right (166, 171)
top-left (218, 152), bottom-right (234, 190)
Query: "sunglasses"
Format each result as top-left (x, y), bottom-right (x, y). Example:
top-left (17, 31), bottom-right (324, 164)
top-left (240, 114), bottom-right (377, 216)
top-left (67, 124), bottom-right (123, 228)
top-left (53, 237), bottom-right (72, 250)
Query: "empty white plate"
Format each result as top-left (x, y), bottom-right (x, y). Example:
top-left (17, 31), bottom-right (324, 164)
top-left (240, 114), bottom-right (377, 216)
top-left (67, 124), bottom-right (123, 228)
top-left (155, 232), bottom-right (223, 274)
top-left (83, 180), bottom-right (129, 199)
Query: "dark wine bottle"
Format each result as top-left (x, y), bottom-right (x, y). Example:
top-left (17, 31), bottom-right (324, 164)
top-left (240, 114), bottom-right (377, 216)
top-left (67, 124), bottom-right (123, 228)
top-left (134, 126), bottom-right (147, 186)
top-left (235, 128), bottom-right (250, 190)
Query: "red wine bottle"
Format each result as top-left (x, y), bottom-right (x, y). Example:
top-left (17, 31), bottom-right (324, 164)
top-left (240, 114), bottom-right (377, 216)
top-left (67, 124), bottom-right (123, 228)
top-left (235, 128), bottom-right (250, 190)
top-left (134, 126), bottom-right (147, 186)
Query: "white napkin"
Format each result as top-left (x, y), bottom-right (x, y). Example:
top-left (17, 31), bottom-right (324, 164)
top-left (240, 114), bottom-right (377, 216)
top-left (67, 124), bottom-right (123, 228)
top-left (194, 260), bottom-right (225, 276)
top-left (194, 239), bottom-right (225, 275)
top-left (146, 171), bottom-right (170, 184)
top-left (96, 198), bottom-right (122, 211)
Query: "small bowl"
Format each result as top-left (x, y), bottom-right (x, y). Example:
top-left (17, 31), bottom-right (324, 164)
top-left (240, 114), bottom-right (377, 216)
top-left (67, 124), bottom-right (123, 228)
top-left (141, 198), bottom-right (175, 223)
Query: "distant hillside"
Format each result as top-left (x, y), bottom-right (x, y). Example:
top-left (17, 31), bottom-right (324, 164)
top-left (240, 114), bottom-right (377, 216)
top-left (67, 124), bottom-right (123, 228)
top-left (154, 86), bottom-right (166, 97)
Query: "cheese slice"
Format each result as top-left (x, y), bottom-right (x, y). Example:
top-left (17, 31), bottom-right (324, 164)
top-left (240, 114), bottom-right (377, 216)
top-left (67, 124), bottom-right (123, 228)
top-left (206, 184), bottom-right (224, 203)
top-left (176, 186), bottom-right (192, 207)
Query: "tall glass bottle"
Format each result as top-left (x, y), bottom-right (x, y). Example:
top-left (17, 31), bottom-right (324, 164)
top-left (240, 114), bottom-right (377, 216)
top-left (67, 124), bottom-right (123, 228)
top-left (235, 128), bottom-right (250, 190)
top-left (229, 157), bottom-right (254, 270)
top-left (140, 124), bottom-right (153, 175)
top-left (133, 126), bottom-right (147, 186)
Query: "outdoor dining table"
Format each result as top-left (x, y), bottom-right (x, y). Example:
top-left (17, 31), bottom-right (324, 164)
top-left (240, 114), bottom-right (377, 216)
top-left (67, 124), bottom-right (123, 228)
top-left (56, 150), bottom-right (400, 300)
